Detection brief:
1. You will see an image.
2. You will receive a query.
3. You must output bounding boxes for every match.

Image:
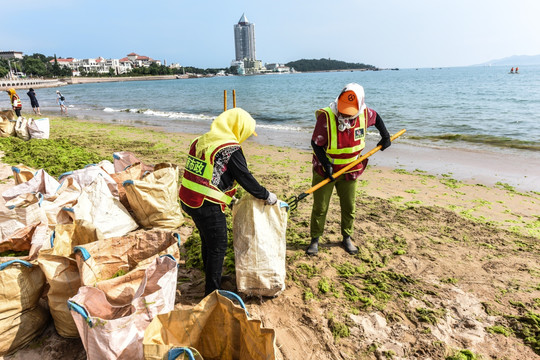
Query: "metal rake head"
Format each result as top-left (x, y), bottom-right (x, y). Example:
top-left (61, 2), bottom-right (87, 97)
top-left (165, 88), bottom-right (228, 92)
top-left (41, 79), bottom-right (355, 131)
top-left (286, 192), bottom-right (309, 212)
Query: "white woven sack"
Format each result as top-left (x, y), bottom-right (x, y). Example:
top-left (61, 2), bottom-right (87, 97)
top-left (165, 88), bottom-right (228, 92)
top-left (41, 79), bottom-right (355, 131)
top-left (2, 169), bottom-right (60, 202)
top-left (27, 118), bottom-right (49, 139)
top-left (0, 259), bottom-right (49, 356)
top-left (123, 166), bottom-right (183, 229)
top-left (232, 194), bottom-right (288, 297)
top-left (98, 160), bottom-right (115, 175)
top-left (59, 165), bottom-right (119, 198)
top-left (14, 117), bottom-right (30, 141)
top-left (40, 177), bottom-right (83, 229)
top-left (68, 255), bottom-right (178, 360)
top-left (66, 175), bottom-right (138, 238)
top-left (0, 198), bottom-right (49, 259)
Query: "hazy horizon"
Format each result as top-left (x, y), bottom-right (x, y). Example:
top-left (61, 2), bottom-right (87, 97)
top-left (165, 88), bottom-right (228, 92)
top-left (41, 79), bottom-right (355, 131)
top-left (2, 0), bottom-right (539, 69)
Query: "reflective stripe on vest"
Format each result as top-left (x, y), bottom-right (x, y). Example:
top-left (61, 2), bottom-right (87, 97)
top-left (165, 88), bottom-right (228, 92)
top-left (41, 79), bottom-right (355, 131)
top-left (181, 139), bottom-right (236, 205)
top-left (12, 94), bottom-right (22, 108)
top-left (319, 107), bottom-right (367, 165)
top-left (181, 177), bottom-right (232, 204)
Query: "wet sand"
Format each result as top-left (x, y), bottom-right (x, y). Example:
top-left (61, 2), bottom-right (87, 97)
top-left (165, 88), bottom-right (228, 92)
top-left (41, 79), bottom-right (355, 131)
top-left (251, 126), bottom-right (540, 193)
top-left (26, 108), bottom-right (540, 193)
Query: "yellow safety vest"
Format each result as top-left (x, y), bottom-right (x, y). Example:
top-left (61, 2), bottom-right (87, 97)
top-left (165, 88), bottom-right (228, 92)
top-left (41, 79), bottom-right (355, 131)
top-left (180, 140), bottom-right (237, 205)
top-left (11, 94), bottom-right (22, 108)
top-left (318, 107), bottom-right (367, 165)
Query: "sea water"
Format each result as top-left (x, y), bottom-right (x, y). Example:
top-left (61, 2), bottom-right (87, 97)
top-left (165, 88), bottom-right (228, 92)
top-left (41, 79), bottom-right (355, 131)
top-left (31, 65), bottom-right (540, 154)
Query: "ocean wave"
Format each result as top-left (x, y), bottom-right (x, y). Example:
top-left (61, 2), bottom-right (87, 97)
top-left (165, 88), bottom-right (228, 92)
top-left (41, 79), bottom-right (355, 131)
top-left (256, 123), bottom-right (305, 132)
top-left (409, 133), bottom-right (540, 151)
top-left (101, 107), bottom-right (214, 121)
top-left (100, 107), bottom-right (311, 131)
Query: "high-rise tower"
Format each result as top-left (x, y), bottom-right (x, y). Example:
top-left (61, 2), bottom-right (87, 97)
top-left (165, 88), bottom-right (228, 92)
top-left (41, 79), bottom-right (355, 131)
top-left (234, 13), bottom-right (256, 61)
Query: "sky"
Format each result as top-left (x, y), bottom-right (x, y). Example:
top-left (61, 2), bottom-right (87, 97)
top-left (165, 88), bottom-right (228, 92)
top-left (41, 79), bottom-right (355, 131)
top-left (2, 0), bottom-right (539, 69)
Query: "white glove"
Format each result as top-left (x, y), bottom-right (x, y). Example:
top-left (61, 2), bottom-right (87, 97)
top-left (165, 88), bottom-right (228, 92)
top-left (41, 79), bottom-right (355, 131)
top-left (265, 192), bottom-right (277, 205)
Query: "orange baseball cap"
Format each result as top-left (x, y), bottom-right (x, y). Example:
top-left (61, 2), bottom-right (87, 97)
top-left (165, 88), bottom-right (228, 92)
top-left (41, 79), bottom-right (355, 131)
top-left (337, 90), bottom-right (359, 116)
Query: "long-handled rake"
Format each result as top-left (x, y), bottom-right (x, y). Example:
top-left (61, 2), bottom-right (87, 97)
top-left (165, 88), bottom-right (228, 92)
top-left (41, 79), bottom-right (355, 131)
top-left (287, 129), bottom-right (406, 211)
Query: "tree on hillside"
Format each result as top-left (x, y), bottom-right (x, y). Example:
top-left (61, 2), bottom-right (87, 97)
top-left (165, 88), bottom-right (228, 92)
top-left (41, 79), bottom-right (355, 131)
top-left (285, 58), bottom-right (377, 72)
top-left (23, 57), bottom-right (48, 77)
top-left (0, 60), bottom-right (9, 78)
top-left (51, 54), bottom-right (62, 77)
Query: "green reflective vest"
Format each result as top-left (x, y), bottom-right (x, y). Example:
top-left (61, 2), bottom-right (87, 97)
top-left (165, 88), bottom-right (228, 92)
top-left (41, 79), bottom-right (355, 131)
top-left (319, 107), bottom-right (367, 165)
top-left (180, 140), bottom-right (236, 205)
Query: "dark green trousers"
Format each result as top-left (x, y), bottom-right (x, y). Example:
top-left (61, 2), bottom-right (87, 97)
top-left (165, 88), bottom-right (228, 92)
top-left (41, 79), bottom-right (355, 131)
top-left (310, 171), bottom-right (357, 239)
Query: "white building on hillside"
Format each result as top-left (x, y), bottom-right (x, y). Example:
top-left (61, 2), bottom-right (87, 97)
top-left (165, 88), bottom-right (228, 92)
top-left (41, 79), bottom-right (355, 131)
top-left (122, 53), bottom-right (161, 67)
top-left (0, 51), bottom-right (23, 59)
top-left (50, 57), bottom-right (133, 75)
top-left (50, 52), bottom-right (169, 76)
top-left (265, 63), bottom-right (291, 73)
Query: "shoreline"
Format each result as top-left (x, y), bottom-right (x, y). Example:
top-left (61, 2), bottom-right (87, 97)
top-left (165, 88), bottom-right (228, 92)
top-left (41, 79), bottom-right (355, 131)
top-left (25, 109), bottom-right (540, 193)
top-left (0, 75), bottom-right (185, 91)
top-left (65, 74), bottom-right (183, 85)
top-left (254, 127), bottom-right (540, 193)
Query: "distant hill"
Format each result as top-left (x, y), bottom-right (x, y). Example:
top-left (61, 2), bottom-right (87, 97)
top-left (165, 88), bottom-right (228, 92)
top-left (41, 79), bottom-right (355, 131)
top-left (285, 58), bottom-right (377, 72)
top-left (476, 54), bottom-right (540, 66)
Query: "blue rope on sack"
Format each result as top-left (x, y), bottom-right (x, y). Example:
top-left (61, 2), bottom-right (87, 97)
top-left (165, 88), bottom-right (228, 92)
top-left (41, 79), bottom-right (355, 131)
top-left (122, 180), bottom-right (134, 186)
top-left (73, 246), bottom-right (91, 261)
top-left (58, 170), bottom-right (74, 181)
top-left (67, 301), bottom-right (93, 327)
top-left (113, 153), bottom-right (121, 160)
top-left (159, 254), bottom-right (177, 263)
top-left (173, 233), bottom-right (181, 246)
top-left (11, 166), bottom-right (20, 174)
top-left (0, 259), bottom-right (33, 271)
top-left (36, 192), bottom-right (44, 206)
top-left (279, 200), bottom-right (290, 210)
top-left (55, 179), bottom-right (65, 193)
top-left (123, 162), bottom-right (139, 171)
top-left (218, 290), bottom-right (249, 316)
top-left (7, 192), bottom-right (43, 210)
top-left (167, 347), bottom-right (196, 360)
top-left (49, 231), bottom-right (55, 247)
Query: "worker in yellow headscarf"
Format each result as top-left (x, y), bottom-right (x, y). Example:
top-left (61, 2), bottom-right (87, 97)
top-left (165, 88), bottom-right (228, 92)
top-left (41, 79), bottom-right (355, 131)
top-left (179, 107), bottom-right (278, 296)
top-left (6, 88), bottom-right (22, 117)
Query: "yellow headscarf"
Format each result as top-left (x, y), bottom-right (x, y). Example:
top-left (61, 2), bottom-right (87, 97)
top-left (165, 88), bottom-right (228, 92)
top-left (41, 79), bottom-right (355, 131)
top-left (7, 88), bottom-right (16, 100)
top-left (195, 108), bottom-right (257, 157)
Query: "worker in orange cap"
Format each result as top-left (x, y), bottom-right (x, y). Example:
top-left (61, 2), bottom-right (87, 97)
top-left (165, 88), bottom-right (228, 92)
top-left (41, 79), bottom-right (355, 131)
top-left (306, 83), bottom-right (391, 255)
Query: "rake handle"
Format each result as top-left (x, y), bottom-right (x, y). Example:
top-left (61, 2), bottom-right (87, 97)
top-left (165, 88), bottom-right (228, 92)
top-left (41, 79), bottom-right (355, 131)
top-left (305, 129), bottom-right (406, 195)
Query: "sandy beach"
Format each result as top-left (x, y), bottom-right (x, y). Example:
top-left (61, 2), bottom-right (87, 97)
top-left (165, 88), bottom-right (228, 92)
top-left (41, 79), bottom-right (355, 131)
top-left (1, 113), bottom-right (539, 359)
top-left (65, 106), bottom-right (540, 194)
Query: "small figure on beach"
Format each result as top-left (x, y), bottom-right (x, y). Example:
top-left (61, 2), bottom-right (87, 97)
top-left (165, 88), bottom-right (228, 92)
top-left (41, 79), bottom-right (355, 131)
top-left (56, 90), bottom-right (67, 115)
top-left (179, 107), bottom-right (278, 296)
top-left (6, 88), bottom-right (22, 117)
top-left (306, 83), bottom-right (392, 256)
top-left (510, 67), bottom-right (514, 73)
top-left (26, 88), bottom-right (41, 115)
top-left (515, 66), bottom-right (519, 74)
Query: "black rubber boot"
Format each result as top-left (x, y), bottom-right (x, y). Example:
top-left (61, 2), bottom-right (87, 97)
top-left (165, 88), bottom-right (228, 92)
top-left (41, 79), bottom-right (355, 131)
top-left (306, 237), bottom-right (319, 256)
top-left (342, 236), bottom-right (358, 255)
